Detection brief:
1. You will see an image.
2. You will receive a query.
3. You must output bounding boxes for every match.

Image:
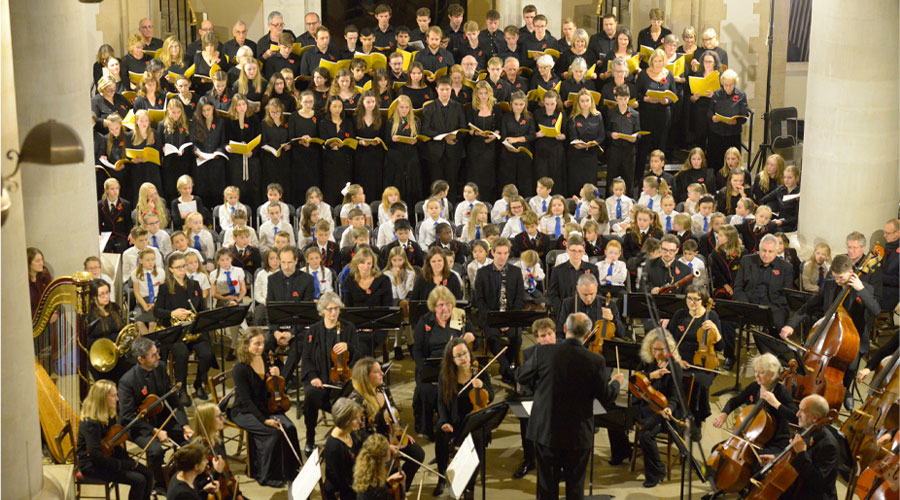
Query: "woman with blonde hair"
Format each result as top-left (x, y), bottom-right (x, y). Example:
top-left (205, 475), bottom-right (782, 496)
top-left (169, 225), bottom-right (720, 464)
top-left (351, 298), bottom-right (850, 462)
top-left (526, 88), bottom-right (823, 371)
top-left (123, 33), bottom-right (150, 85)
top-left (352, 434), bottom-right (405, 499)
top-left (385, 94), bottom-right (424, 201)
top-left (752, 153), bottom-right (785, 201)
top-left (159, 36), bottom-right (187, 76)
top-left (342, 247), bottom-right (392, 357)
top-left (466, 80), bottom-right (502, 200)
top-left (159, 99), bottom-right (194, 200)
top-left (134, 182), bottom-right (169, 229)
top-left (234, 58), bottom-right (265, 106)
top-left (91, 76), bottom-right (131, 128)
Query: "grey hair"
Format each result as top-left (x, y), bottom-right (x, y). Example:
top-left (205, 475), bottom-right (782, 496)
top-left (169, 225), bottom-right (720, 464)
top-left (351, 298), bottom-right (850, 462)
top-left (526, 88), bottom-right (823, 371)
top-left (759, 234), bottom-right (779, 248)
top-left (316, 291), bottom-right (344, 315)
top-left (565, 312), bottom-right (592, 338)
top-left (131, 337), bottom-right (155, 360)
top-left (536, 54), bottom-right (555, 68)
top-left (576, 273), bottom-right (599, 288)
top-left (569, 56), bottom-right (587, 72)
top-left (268, 11), bottom-right (284, 25)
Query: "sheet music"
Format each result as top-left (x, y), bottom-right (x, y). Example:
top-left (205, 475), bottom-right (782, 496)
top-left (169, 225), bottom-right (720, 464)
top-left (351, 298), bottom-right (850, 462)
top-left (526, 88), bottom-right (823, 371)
top-left (99, 232), bottom-right (112, 253)
top-left (177, 200), bottom-right (197, 217)
top-left (447, 434), bottom-right (480, 499)
top-left (290, 447), bottom-right (320, 500)
top-left (521, 401), bottom-right (533, 416)
top-left (782, 193), bottom-right (800, 202)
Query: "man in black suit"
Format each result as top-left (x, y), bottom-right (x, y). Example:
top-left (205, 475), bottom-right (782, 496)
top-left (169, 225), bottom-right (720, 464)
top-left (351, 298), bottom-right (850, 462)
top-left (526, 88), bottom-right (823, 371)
top-left (733, 234), bottom-right (794, 360)
top-left (421, 77), bottom-right (466, 199)
top-left (644, 235), bottom-right (694, 293)
top-left (266, 246), bottom-right (315, 385)
top-left (118, 337), bottom-right (193, 493)
top-left (547, 235), bottom-right (599, 314)
top-left (556, 273), bottom-right (627, 340)
top-left (781, 254), bottom-right (880, 409)
top-left (513, 317), bottom-right (557, 479)
top-left (518, 312), bottom-right (625, 500)
top-left (98, 179), bottom-right (133, 253)
top-left (474, 237), bottom-right (526, 383)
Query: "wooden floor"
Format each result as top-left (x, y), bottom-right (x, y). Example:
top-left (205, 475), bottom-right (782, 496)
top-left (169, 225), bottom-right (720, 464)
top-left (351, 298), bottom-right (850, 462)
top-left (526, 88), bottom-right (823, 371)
top-left (78, 330), bottom-right (856, 500)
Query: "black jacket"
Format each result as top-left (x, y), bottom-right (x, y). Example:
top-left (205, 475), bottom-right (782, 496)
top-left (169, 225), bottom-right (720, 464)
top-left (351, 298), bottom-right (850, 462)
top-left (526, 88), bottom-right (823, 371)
top-left (118, 363), bottom-right (188, 435)
top-left (733, 254), bottom-right (794, 327)
top-left (473, 263), bottom-right (527, 327)
top-left (420, 99), bottom-right (466, 163)
top-left (300, 320), bottom-right (360, 384)
top-left (787, 277), bottom-right (880, 353)
top-left (546, 260), bottom-right (599, 314)
top-left (98, 198), bottom-right (133, 252)
top-left (77, 418), bottom-right (135, 473)
top-left (779, 425), bottom-right (839, 500)
top-left (643, 258), bottom-right (694, 293)
top-left (556, 295), bottom-right (626, 340)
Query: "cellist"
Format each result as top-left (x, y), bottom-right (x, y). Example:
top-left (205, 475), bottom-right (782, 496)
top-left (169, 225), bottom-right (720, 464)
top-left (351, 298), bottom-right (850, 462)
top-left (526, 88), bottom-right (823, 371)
top-left (780, 254), bottom-right (880, 410)
top-left (188, 402), bottom-right (232, 498)
top-left (555, 273), bottom-right (627, 341)
top-left (756, 394), bottom-right (839, 500)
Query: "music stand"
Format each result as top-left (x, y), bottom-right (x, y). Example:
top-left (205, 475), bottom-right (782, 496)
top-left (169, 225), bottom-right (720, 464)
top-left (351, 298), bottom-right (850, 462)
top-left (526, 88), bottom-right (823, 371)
top-left (186, 305), bottom-right (251, 370)
top-left (484, 310), bottom-right (549, 330)
top-left (144, 324), bottom-right (187, 349)
top-left (601, 338), bottom-right (642, 372)
top-left (712, 299), bottom-right (776, 395)
top-left (624, 292), bottom-right (684, 320)
top-left (341, 307), bottom-right (402, 361)
top-left (267, 301), bottom-right (321, 415)
top-left (784, 289), bottom-right (814, 342)
top-left (455, 403), bottom-right (509, 500)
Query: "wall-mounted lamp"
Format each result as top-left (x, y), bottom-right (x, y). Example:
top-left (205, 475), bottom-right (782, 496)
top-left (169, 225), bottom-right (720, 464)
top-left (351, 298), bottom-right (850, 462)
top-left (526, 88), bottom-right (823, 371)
top-left (2, 120), bottom-right (84, 225)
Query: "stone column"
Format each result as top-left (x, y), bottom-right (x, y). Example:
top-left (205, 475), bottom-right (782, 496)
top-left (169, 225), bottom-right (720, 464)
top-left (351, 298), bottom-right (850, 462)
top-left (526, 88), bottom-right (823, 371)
top-left (796, 0), bottom-right (899, 251)
top-left (10, 0), bottom-right (99, 277)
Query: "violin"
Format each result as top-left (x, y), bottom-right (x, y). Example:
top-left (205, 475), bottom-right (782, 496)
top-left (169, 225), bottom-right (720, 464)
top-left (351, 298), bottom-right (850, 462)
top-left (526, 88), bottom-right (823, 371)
top-left (266, 352), bottom-right (290, 414)
top-left (329, 322), bottom-right (352, 384)
top-left (468, 361), bottom-right (490, 414)
top-left (628, 372), bottom-right (685, 427)
top-left (744, 409), bottom-right (838, 500)
top-left (380, 386), bottom-right (410, 449)
top-left (197, 424), bottom-right (241, 499)
top-left (706, 381), bottom-right (778, 493)
top-left (783, 243), bottom-right (883, 409)
top-left (100, 383), bottom-right (181, 456)
top-left (692, 298), bottom-right (718, 370)
top-left (586, 293), bottom-right (616, 354)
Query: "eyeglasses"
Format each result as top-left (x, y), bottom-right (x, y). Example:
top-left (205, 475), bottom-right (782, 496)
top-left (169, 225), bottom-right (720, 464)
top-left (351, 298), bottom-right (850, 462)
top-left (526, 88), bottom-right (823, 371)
top-left (171, 264), bottom-right (186, 270)
top-left (686, 296), bottom-right (702, 302)
top-left (323, 306), bottom-right (341, 312)
top-left (271, 22), bottom-right (285, 28)
top-left (140, 25), bottom-right (153, 30)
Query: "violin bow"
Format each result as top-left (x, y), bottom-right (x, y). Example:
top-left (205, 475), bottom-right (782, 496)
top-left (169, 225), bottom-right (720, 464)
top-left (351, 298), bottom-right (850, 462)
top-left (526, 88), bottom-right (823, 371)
top-left (416, 472), bottom-right (425, 500)
top-left (458, 346), bottom-right (507, 396)
top-left (138, 405), bottom-right (178, 457)
top-left (398, 450), bottom-right (448, 479)
top-left (615, 345), bottom-right (621, 375)
top-left (277, 421), bottom-right (305, 467)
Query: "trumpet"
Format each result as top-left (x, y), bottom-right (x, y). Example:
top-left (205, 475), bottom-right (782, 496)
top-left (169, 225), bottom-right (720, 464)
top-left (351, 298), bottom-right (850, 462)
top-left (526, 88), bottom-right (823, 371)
top-left (90, 323), bottom-right (140, 373)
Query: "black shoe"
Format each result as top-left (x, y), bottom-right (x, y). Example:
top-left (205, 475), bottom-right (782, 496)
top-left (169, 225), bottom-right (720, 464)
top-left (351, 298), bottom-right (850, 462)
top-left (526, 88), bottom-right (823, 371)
top-left (179, 389), bottom-right (190, 406)
top-left (609, 454), bottom-right (630, 466)
top-left (690, 425), bottom-right (702, 442)
top-left (844, 393), bottom-right (854, 411)
top-left (394, 346), bottom-right (405, 360)
top-left (432, 478), bottom-right (446, 496)
top-left (304, 443), bottom-right (315, 457)
top-left (512, 460), bottom-right (534, 479)
top-left (194, 385), bottom-right (208, 400)
top-left (643, 477), bottom-right (661, 488)
top-left (722, 358), bottom-right (735, 371)
top-left (153, 484), bottom-right (168, 497)
top-left (225, 350), bottom-right (236, 362)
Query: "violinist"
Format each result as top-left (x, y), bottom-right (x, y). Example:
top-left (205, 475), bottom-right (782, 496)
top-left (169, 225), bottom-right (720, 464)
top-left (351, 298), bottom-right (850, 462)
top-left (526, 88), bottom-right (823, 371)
top-left (781, 254), bottom-right (880, 410)
top-left (670, 285), bottom-right (722, 433)
top-left (633, 328), bottom-right (685, 488)
top-left (644, 234), bottom-right (693, 293)
top-left (323, 398), bottom-right (364, 500)
top-left (352, 434), bottom-right (407, 500)
top-left (231, 328), bottom-right (301, 487)
top-left (757, 394), bottom-right (838, 500)
top-left (512, 318), bottom-right (556, 479)
top-left (349, 357), bottom-right (425, 491)
top-left (555, 273), bottom-right (627, 340)
top-left (77, 380), bottom-right (154, 500)
top-left (411, 286), bottom-right (476, 439)
top-left (434, 338), bottom-right (494, 498)
top-left (166, 443), bottom-right (215, 500)
top-left (117, 337), bottom-right (193, 494)
top-left (188, 402), bottom-right (231, 498)
top-left (712, 353), bottom-right (797, 456)
top-left (301, 291), bottom-right (360, 456)
top-left (86, 279), bottom-right (134, 384)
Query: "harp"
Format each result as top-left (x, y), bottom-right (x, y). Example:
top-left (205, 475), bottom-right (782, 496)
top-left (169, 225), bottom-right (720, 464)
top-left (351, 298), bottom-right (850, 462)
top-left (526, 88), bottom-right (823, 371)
top-left (32, 272), bottom-right (92, 464)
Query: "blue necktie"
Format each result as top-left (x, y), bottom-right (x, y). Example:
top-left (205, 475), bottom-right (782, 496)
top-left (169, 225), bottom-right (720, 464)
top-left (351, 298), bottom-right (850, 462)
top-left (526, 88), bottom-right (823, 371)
top-left (520, 219), bottom-right (525, 232)
top-left (688, 262), bottom-right (693, 272)
top-left (666, 216), bottom-right (672, 232)
top-left (475, 226), bottom-right (481, 240)
top-left (469, 203), bottom-right (474, 214)
top-left (703, 217), bottom-right (709, 232)
top-left (313, 270), bottom-right (321, 298)
top-left (527, 269), bottom-right (535, 292)
top-left (648, 198), bottom-right (653, 210)
top-left (146, 272), bottom-right (155, 302)
top-left (554, 216), bottom-right (561, 238)
top-left (194, 235), bottom-right (201, 250)
top-left (225, 270), bottom-right (236, 294)
top-left (616, 199), bottom-right (622, 219)
top-left (607, 263), bottom-right (614, 277)
top-left (152, 235), bottom-right (158, 248)
top-left (273, 225), bottom-right (278, 236)
top-left (542, 199), bottom-right (547, 212)
top-left (817, 266), bottom-right (824, 287)
top-left (230, 206), bottom-right (235, 214)
top-left (575, 204), bottom-right (581, 218)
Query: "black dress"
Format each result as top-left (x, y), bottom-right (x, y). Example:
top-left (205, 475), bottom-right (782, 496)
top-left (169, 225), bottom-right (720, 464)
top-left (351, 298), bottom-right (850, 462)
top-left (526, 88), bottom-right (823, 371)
top-left (435, 370), bottom-right (493, 486)
top-left (260, 118), bottom-right (292, 208)
top-left (231, 359), bottom-right (301, 486)
top-left (636, 70), bottom-right (675, 160)
top-left (323, 433), bottom-right (361, 500)
top-left (92, 94), bottom-right (132, 128)
top-left (132, 92), bottom-right (166, 113)
top-left (318, 117), bottom-right (356, 205)
top-left (225, 115), bottom-right (262, 209)
top-left (353, 118), bottom-right (386, 197)
top-left (669, 308), bottom-right (723, 422)
top-left (341, 274), bottom-right (393, 357)
top-left (288, 112), bottom-right (322, 203)
top-left (157, 121), bottom-right (194, 202)
top-left (532, 108), bottom-right (568, 189)
top-left (100, 130), bottom-right (132, 201)
top-left (559, 78), bottom-right (594, 108)
top-left (399, 85), bottom-right (434, 110)
top-left (464, 104), bottom-right (502, 201)
top-left (566, 112), bottom-right (605, 196)
top-left (190, 117), bottom-right (227, 202)
top-left (384, 117), bottom-right (423, 203)
top-left (499, 111), bottom-right (537, 196)
top-left (152, 278), bottom-right (214, 390)
top-left (126, 129), bottom-right (163, 200)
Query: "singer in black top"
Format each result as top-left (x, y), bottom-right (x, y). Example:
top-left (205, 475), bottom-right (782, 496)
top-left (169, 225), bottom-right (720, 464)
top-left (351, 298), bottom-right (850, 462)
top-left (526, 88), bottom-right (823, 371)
top-left (604, 84), bottom-right (641, 194)
top-left (532, 93), bottom-right (568, 187)
top-left (500, 93), bottom-right (537, 196)
top-left (190, 97), bottom-right (227, 202)
top-left (465, 85), bottom-right (502, 202)
top-left (319, 96), bottom-right (356, 205)
top-left (289, 92), bottom-right (324, 203)
top-left (259, 100), bottom-right (292, 209)
top-left (231, 328), bottom-right (301, 488)
top-left (152, 252), bottom-right (213, 403)
top-left (706, 70), bottom-right (749, 178)
top-left (300, 292), bottom-right (361, 453)
top-left (636, 49), bottom-right (676, 166)
top-left (353, 93), bottom-right (387, 198)
top-left (421, 78), bottom-right (467, 199)
top-left (566, 89), bottom-right (605, 196)
top-left (384, 99), bottom-right (424, 203)
top-left (98, 187), bottom-right (133, 253)
top-left (225, 96), bottom-right (262, 210)
top-left (158, 102), bottom-right (195, 203)
top-left (322, 397), bottom-right (363, 500)
top-left (517, 312), bottom-right (625, 499)
top-left (87, 280), bottom-right (134, 384)
top-left (473, 238), bottom-right (526, 383)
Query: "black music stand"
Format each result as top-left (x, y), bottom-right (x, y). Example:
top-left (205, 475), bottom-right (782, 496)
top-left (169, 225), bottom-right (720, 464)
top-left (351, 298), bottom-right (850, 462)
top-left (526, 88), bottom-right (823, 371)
top-left (455, 403), bottom-right (509, 500)
top-left (601, 338), bottom-right (643, 372)
top-left (341, 307), bottom-right (403, 361)
top-left (712, 299), bottom-right (776, 395)
top-left (485, 310), bottom-right (549, 329)
top-left (186, 305), bottom-right (251, 370)
top-left (267, 301), bottom-right (321, 415)
top-left (624, 292), bottom-right (685, 326)
top-left (784, 289), bottom-right (814, 342)
top-left (145, 324), bottom-right (187, 349)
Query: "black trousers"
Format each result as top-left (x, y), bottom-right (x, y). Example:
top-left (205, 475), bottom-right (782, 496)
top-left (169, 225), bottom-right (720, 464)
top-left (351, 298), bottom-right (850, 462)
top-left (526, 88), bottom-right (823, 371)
top-left (80, 463), bottom-right (154, 500)
top-left (302, 384), bottom-right (339, 444)
top-left (535, 443), bottom-right (591, 500)
top-left (483, 326), bottom-right (521, 379)
top-left (282, 333), bottom-right (303, 384)
top-left (412, 381), bottom-right (438, 438)
top-left (436, 426), bottom-right (486, 492)
top-left (519, 417), bottom-right (535, 464)
top-left (638, 413), bottom-right (670, 482)
top-left (131, 425), bottom-right (186, 486)
top-left (606, 144), bottom-right (636, 197)
top-left (159, 337), bottom-right (215, 389)
top-left (427, 154), bottom-right (462, 200)
top-left (230, 412), bottom-right (300, 486)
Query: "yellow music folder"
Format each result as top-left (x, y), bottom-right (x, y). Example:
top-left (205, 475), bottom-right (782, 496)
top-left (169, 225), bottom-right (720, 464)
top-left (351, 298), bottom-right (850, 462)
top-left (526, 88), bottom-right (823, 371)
top-left (639, 45), bottom-right (658, 61)
top-left (396, 50), bottom-right (416, 71)
top-left (323, 137), bottom-right (359, 150)
top-left (357, 137), bottom-right (387, 150)
top-left (665, 56), bottom-right (686, 78)
top-left (584, 64), bottom-right (597, 80)
top-left (261, 142), bottom-right (292, 157)
top-left (183, 64), bottom-right (196, 79)
top-left (125, 147), bottom-right (161, 165)
top-left (527, 82), bottom-right (562, 102)
top-left (538, 113), bottom-right (563, 138)
top-left (646, 89), bottom-right (679, 103)
top-left (713, 112), bottom-right (749, 123)
top-left (319, 59), bottom-right (352, 79)
top-left (354, 52), bottom-right (387, 71)
top-left (566, 90), bottom-right (603, 108)
top-left (421, 66), bottom-right (449, 80)
top-left (121, 109), bottom-right (136, 130)
top-left (502, 140), bottom-right (533, 159)
top-left (228, 134), bottom-right (261, 155)
top-left (608, 53), bottom-right (641, 75)
top-left (292, 44), bottom-right (314, 57)
top-left (689, 71), bottom-right (721, 95)
top-left (615, 131), bottom-right (650, 140)
top-left (128, 71), bottom-right (145, 85)
top-left (602, 98), bottom-right (638, 108)
top-left (148, 109), bottom-right (166, 125)
top-left (355, 80), bottom-right (373, 94)
top-left (394, 135), bottom-right (430, 144)
top-left (527, 48), bottom-right (560, 60)
top-left (142, 48), bottom-right (163, 59)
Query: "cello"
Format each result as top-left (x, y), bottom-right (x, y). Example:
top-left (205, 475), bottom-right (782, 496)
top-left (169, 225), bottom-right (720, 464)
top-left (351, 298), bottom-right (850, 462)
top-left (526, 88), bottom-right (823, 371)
top-left (855, 430), bottom-right (900, 500)
top-left (782, 245), bottom-right (883, 409)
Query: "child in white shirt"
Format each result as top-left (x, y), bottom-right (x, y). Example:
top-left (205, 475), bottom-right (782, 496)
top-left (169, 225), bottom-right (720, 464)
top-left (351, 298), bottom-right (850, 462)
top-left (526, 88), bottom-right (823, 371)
top-left (219, 185), bottom-right (250, 231)
top-left (339, 183), bottom-right (373, 227)
top-left (377, 203), bottom-right (415, 247)
top-left (491, 184), bottom-right (519, 224)
top-left (467, 241), bottom-right (493, 289)
top-left (538, 195), bottom-right (572, 239)
top-left (382, 246), bottom-right (416, 301)
top-left (341, 208), bottom-right (369, 248)
top-left (637, 176), bottom-right (662, 213)
top-left (209, 248), bottom-right (247, 348)
top-left (184, 212), bottom-right (217, 263)
top-left (184, 252), bottom-right (210, 301)
top-left (222, 209), bottom-right (260, 247)
top-left (378, 186), bottom-right (405, 227)
top-left (572, 183), bottom-right (601, 220)
top-left (131, 248), bottom-right (163, 333)
top-left (596, 241), bottom-right (627, 287)
top-left (142, 212), bottom-right (173, 256)
top-left (678, 239), bottom-right (707, 288)
top-left (259, 203), bottom-right (295, 252)
top-left (460, 204), bottom-right (489, 243)
top-left (658, 195), bottom-right (680, 233)
top-left (169, 231), bottom-right (204, 262)
top-left (300, 247), bottom-right (334, 299)
top-left (454, 182), bottom-right (485, 227)
top-left (418, 198), bottom-right (450, 247)
top-left (430, 180), bottom-right (452, 221)
top-left (257, 183), bottom-right (291, 224)
top-left (728, 197), bottom-right (755, 226)
top-left (690, 195), bottom-right (716, 234)
top-left (605, 178), bottom-right (634, 222)
top-left (500, 196), bottom-right (529, 239)
top-left (122, 227), bottom-right (165, 278)
top-left (528, 177), bottom-right (554, 217)
top-left (304, 186), bottom-right (334, 225)
top-left (517, 249), bottom-right (546, 306)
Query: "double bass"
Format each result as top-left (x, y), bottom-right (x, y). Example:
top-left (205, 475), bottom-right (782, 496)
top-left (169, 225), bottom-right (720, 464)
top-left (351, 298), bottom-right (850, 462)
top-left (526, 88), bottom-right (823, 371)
top-left (782, 244), bottom-right (883, 409)
top-left (855, 430), bottom-right (900, 500)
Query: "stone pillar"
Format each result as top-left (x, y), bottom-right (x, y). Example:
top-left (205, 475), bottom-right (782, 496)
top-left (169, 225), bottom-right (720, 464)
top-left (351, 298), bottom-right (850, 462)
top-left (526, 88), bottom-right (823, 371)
top-left (1, 0), bottom-right (48, 497)
top-left (797, 0), bottom-right (899, 251)
top-left (10, 0), bottom-right (99, 277)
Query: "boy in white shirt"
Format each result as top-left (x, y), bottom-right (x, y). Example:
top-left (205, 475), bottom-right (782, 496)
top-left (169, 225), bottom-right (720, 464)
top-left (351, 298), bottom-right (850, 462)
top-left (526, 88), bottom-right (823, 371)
top-left (636, 176), bottom-right (662, 213)
top-left (430, 180), bottom-right (452, 220)
top-left (678, 239), bottom-right (707, 288)
top-left (596, 240), bottom-right (627, 287)
top-left (418, 198), bottom-right (450, 247)
top-left (658, 195), bottom-right (680, 233)
top-left (605, 178), bottom-right (634, 223)
top-left (491, 184), bottom-right (519, 224)
top-left (142, 212), bottom-right (172, 256)
top-left (681, 183), bottom-right (703, 215)
top-left (257, 183), bottom-right (291, 225)
top-left (517, 249), bottom-right (546, 307)
top-left (340, 208), bottom-right (368, 248)
top-left (219, 185), bottom-right (251, 231)
top-left (122, 227), bottom-right (165, 278)
top-left (259, 203), bottom-right (296, 252)
top-left (378, 203), bottom-right (416, 247)
top-left (222, 209), bottom-right (260, 247)
top-left (300, 246), bottom-right (334, 298)
top-left (528, 177), bottom-right (553, 217)
top-left (169, 231), bottom-right (204, 262)
top-left (454, 182), bottom-right (485, 227)
top-left (691, 195), bottom-right (717, 234)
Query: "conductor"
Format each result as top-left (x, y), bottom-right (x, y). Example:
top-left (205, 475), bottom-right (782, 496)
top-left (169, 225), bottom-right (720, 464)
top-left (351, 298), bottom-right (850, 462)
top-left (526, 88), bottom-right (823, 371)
top-left (518, 312), bottom-right (626, 500)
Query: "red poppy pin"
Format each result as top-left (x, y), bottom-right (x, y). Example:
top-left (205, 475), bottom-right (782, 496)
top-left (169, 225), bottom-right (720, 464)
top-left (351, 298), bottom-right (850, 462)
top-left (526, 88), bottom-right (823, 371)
top-left (678, 325), bottom-right (685, 332)
top-left (117, 203), bottom-right (123, 210)
top-left (290, 59), bottom-right (295, 64)
top-left (344, 132), bottom-right (350, 138)
top-left (576, 122), bottom-right (582, 127)
top-left (520, 119), bottom-right (526, 125)
top-left (856, 297), bottom-right (863, 304)
top-left (439, 56), bottom-right (443, 62)
top-left (292, 291), bottom-right (299, 296)
top-left (141, 387), bottom-right (148, 395)
top-left (211, 123), bottom-right (216, 129)
top-left (119, 141), bottom-right (125, 146)
top-left (283, 123), bottom-right (289, 128)
top-left (626, 113), bottom-right (632, 118)
top-left (312, 116), bottom-right (317, 122)
top-left (478, 51), bottom-right (483, 56)
top-left (244, 123), bottom-right (249, 129)
top-left (231, 280), bottom-right (238, 286)
top-left (308, 334), bottom-right (313, 343)
top-left (541, 44), bottom-right (547, 49)
top-left (442, 279), bottom-right (448, 286)
top-left (404, 124), bottom-right (410, 130)
top-left (425, 324), bottom-right (432, 331)
top-left (366, 288), bottom-right (372, 295)
top-left (773, 269), bottom-right (780, 276)
top-left (584, 269), bottom-right (590, 274)
top-left (698, 177), bottom-right (705, 182)
top-left (195, 290), bottom-right (199, 296)
top-left (675, 268), bottom-right (681, 274)
top-left (732, 95), bottom-right (739, 102)
top-left (178, 127), bottom-right (184, 133)
top-left (223, 96), bottom-right (229, 103)
top-left (660, 78), bottom-right (667, 84)
top-left (750, 395), bottom-right (754, 403)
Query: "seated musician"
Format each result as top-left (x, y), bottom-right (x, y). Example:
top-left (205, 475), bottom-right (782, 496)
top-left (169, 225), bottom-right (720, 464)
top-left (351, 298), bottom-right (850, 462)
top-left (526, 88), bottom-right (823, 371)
top-left (77, 379), bottom-right (154, 500)
top-left (166, 443), bottom-right (216, 500)
top-left (756, 394), bottom-right (839, 500)
top-left (473, 237), bottom-right (526, 384)
top-left (87, 279), bottom-right (134, 384)
top-left (780, 254), bottom-right (880, 410)
top-left (712, 353), bottom-right (798, 455)
top-left (349, 357), bottom-right (425, 491)
top-left (352, 434), bottom-right (406, 500)
top-left (634, 328), bottom-right (686, 488)
top-left (512, 318), bottom-right (557, 479)
top-left (231, 328), bottom-right (301, 487)
top-left (670, 284), bottom-right (722, 437)
top-left (188, 402), bottom-right (232, 497)
top-left (152, 252), bottom-right (212, 405)
top-left (323, 397), bottom-right (364, 500)
top-left (118, 337), bottom-right (193, 494)
top-left (556, 273), bottom-right (627, 340)
top-left (263, 327), bottom-right (298, 391)
top-left (301, 291), bottom-right (360, 455)
top-left (341, 247), bottom-right (393, 357)
top-left (546, 234), bottom-right (599, 314)
top-left (644, 234), bottom-right (693, 293)
top-left (411, 285), bottom-right (476, 439)
top-left (434, 337), bottom-right (494, 498)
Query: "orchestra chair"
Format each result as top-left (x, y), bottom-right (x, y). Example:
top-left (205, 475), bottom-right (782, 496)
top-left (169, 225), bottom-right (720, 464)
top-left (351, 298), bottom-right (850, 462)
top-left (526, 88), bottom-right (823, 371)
top-left (57, 420), bottom-right (121, 500)
top-left (629, 375), bottom-right (695, 481)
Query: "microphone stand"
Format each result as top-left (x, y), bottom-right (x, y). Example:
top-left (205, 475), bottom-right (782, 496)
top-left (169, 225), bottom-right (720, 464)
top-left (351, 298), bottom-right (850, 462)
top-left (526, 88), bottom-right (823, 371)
top-left (643, 291), bottom-right (715, 499)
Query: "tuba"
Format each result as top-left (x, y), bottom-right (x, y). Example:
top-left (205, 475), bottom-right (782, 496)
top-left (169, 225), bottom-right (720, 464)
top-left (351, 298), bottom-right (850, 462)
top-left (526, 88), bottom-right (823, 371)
top-left (89, 323), bottom-right (139, 373)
